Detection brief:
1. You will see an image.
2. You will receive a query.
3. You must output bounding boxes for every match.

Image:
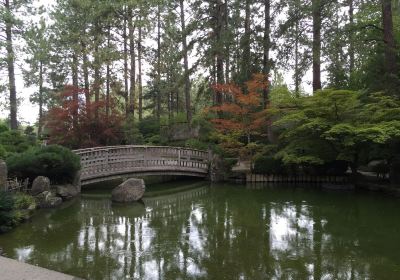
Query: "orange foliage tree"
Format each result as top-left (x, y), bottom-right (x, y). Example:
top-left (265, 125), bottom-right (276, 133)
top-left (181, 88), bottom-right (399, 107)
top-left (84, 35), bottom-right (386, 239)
top-left (208, 74), bottom-right (269, 158)
top-left (46, 85), bottom-right (124, 148)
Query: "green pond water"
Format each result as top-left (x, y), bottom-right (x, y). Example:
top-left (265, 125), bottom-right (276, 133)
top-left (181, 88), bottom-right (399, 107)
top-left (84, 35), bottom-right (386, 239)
top-left (1, 180), bottom-right (400, 280)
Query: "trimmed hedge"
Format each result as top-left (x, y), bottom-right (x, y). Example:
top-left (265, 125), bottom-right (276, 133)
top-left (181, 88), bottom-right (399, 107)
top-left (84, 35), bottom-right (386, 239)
top-left (6, 145), bottom-right (81, 184)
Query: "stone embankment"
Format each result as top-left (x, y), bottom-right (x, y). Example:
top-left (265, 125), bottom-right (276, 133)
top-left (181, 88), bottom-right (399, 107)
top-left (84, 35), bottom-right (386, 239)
top-left (0, 256), bottom-right (82, 280)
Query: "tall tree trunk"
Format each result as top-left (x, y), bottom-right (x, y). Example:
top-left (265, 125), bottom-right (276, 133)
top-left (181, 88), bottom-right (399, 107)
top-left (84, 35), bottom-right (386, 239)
top-left (294, 20), bottom-right (301, 96)
top-left (382, 0), bottom-right (398, 79)
top-left (348, 0), bottom-right (355, 88)
top-left (312, 0), bottom-right (322, 91)
top-left (138, 22), bottom-right (143, 121)
top-left (81, 39), bottom-right (91, 112)
top-left (241, 0), bottom-right (251, 83)
top-left (262, 0), bottom-right (271, 108)
top-left (93, 45), bottom-right (100, 120)
top-left (38, 61), bottom-right (44, 137)
top-left (215, 0), bottom-right (224, 105)
top-left (123, 9), bottom-right (129, 116)
top-left (93, 23), bottom-right (101, 121)
top-left (216, 0), bottom-right (224, 85)
top-left (5, 0), bottom-right (17, 130)
top-left (72, 53), bottom-right (79, 129)
top-left (128, 9), bottom-right (136, 117)
top-left (106, 26), bottom-right (111, 119)
top-left (224, 0), bottom-right (230, 83)
top-left (156, 5), bottom-right (162, 121)
top-left (180, 0), bottom-right (192, 124)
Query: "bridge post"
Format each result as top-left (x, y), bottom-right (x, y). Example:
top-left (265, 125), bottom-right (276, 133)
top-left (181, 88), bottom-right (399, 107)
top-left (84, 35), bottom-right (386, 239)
top-left (178, 148), bottom-right (181, 167)
top-left (105, 148), bottom-right (109, 172)
top-left (144, 146), bottom-right (148, 167)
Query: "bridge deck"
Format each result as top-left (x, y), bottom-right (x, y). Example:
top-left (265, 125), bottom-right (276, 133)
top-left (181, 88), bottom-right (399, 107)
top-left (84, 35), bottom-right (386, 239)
top-left (74, 146), bottom-right (210, 185)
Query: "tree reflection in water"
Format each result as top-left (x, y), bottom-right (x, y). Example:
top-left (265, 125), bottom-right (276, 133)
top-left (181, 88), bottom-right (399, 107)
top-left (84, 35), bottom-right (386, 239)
top-left (0, 183), bottom-right (399, 279)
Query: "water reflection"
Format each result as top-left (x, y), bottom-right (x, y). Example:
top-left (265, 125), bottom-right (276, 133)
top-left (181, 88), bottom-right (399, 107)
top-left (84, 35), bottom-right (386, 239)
top-left (0, 183), bottom-right (400, 279)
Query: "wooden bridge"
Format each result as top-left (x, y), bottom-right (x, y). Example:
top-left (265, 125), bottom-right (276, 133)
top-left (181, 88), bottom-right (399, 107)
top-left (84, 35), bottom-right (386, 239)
top-left (74, 146), bottom-right (210, 186)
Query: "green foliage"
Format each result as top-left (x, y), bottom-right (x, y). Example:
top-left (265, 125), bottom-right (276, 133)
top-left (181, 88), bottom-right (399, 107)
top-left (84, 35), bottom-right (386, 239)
top-left (0, 123), bottom-right (8, 134)
top-left (7, 145), bottom-right (81, 184)
top-left (185, 139), bottom-right (209, 150)
top-left (0, 145), bottom-right (6, 159)
top-left (253, 155), bottom-right (287, 175)
top-left (270, 89), bottom-right (400, 173)
top-left (0, 130), bottom-right (36, 155)
top-left (138, 117), bottom-right (160, 140)
top-left (146, 135), bottom-right (162, 145)
top-left (0, 192), bottom-right (14, 212)
top-left (13, 193), bottom-right (36, 210)
top-left (122, 117), bottom-right (144, 145)
top-left (0, 192), bottom-right (35, 233)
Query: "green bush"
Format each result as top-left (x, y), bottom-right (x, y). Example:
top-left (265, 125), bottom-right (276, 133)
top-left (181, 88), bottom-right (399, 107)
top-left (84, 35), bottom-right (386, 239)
top-left (146, 135), bottom-right (162, 145)
top-left (0, 145), bottom-right (6, 159)
top-left (253, 155), bottom-right (287, 175)
top-left (303, 161), bottom-right (348, 175)
top-left (138, 117), bottom-right (160, 139)
top-left (7, 145), bottom-right (81, 184)
top-left (0, 192), bottom-right (14, 212)
top-left (0, 192), bottom-right (34, 233)
top-left (122, 116), bottom-right (144, 145)
top-left (185, 139), bottom-right (209, 150)
top-left (0, 123), bottom-right (8, 134)
top-left (0, 192), bottom-right (16, 233)
top-left (13, 193), bottom-right (36, 210)
top-left (0, 130), bottom-right (36, 154)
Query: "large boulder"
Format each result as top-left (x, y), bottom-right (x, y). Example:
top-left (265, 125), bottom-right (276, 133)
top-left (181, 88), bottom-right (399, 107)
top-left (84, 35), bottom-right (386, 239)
top-left (56, 184), bottom-right (79, 201)
top-left (112, 178), bottom-right (145, 203)
top-left (31, 176), bottom-right (50, 196)
top-left (0, 160), bottom-right (7, 191)
top-left (35, 191), bottom-right (62, 208)
top-left (72, 170), bottom-right (82, 193)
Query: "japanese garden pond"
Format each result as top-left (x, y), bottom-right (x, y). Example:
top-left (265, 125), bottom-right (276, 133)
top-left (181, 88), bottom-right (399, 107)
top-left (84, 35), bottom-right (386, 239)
top-left (0, 180), bottom-right (400, 280)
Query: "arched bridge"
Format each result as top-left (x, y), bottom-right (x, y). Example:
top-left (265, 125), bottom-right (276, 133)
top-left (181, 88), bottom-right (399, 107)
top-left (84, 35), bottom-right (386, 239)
top-left (74, 146), bottom-right (210, 186)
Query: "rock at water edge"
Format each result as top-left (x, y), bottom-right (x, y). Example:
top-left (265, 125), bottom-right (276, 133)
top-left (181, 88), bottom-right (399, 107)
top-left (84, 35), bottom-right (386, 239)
top-left (56, 184), bottom-right (79, 201)
top-left (35, 191), bottom-right (62, 208)
top-left (112, 178), bottom-right (145, 203)
top-left (31, 176), bottom-right (51, 196)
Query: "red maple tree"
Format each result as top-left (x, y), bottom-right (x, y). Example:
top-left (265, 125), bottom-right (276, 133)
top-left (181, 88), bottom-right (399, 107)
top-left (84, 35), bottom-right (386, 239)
top-left (46, 85), bottom-right (124, 149)
top-left (208, 74), bottom-right (269, 157)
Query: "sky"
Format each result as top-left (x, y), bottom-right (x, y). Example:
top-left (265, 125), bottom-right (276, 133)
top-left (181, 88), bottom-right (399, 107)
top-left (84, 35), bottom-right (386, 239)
top-left (0, 0), bottom-right (314, 126)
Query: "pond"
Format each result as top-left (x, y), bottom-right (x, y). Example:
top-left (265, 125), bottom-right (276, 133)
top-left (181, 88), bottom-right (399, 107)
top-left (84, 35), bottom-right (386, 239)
top-left (0, 180), bottom-right (400, 279)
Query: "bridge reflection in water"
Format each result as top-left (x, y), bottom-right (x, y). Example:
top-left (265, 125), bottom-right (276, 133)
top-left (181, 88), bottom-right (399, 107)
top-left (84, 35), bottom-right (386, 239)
top-left (1, 183), bottom-right (399, 280)
top-left (74, 146), bottom-right (210, 185)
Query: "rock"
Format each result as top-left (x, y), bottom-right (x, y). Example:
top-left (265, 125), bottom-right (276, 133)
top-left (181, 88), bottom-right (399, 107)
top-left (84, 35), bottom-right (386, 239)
top-left (31, 176), bottom-right (50, 196)
top-left (111, 178), bottom-right (145, 203)
top-left (56, 184), bottom-right (79, 201)
top-left (0, 160), bottom-right (7, 192)
top-left (72, 170), bottom-right (82, 193)
top-left (209, 153), bottom-right (228, 182)
top-left (35, 191), bottom-right (62, 208)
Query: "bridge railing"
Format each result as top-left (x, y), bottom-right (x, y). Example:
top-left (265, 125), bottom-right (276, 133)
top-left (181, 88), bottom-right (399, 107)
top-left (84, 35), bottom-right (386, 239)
top-left (74, 146), bottom-right (210, 181)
